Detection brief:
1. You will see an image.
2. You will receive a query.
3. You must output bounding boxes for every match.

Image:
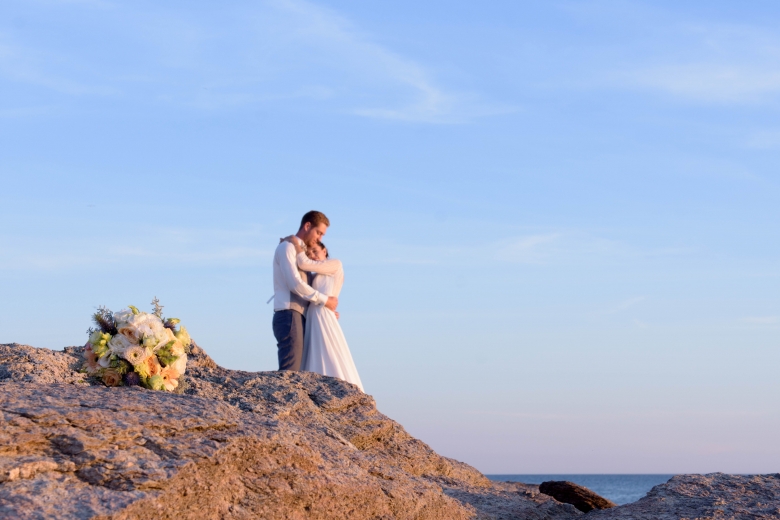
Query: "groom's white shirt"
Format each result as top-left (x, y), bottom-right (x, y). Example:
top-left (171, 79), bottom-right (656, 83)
top-left (272, 237), bottom-right (328, 312)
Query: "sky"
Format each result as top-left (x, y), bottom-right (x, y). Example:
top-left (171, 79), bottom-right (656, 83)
top-left (1, 0), bottom-right (779, 474)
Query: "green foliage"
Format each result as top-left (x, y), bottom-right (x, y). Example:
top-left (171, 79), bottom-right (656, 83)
top-left (148, 375), bottom-right (164, 391)
top-left (93, 340), bottom-right (110, 358)
top-left (157, 341), bottom-right (179, 367)
top-left (111, 359), bottom-right (131, 375)
top-left (163, 318), bottom-right (180, 331)
top-left (174, 325), bottom-right (191, 348)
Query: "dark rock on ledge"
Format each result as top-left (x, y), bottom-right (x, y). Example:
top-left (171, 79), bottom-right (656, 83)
top-left (539, 480), bottom-right (616, 512)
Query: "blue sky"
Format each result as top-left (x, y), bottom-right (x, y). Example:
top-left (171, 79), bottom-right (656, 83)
top-left (1, 0), bottom-right (779, 474)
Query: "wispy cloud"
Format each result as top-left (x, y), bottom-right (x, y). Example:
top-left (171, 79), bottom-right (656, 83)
top-left (742, 316), bottom-right (779, 325)
top-left (0, 226), bottom-right (272, 271)
top-left (552, 4), bottom-right (780, 105)
top-left (603, 296), bottom-right (646, 314)
top-left (615, 22), bottom-right (780, 104)
top-left (495, 233), bottom-right (561, 264)
top-left (624, 64), bottom-right (780, 104)
top-left (745, 130), bottom-right (780, 149)
top-left (269, 0), bottom-right (458, 122)
top-left (344, 231), bottom-right (686, 268)
top-left (0, 38), bottom-right (116, 96)
top-left (0, 0), bottom-right (505, 123)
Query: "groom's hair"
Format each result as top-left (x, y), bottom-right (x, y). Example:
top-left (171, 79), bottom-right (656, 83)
top-left (299, 210), bottom-right (330, 230)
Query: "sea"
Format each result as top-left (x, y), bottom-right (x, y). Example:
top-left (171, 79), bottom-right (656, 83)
top-left (486, 474), bottom-right (675, 506)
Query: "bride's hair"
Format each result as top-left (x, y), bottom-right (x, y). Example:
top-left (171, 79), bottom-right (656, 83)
top-left (317, 241), bottom-right (329, 258)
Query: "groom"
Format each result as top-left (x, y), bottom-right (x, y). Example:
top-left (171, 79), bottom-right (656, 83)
top-left (272, 210), bottom-right (338, 371)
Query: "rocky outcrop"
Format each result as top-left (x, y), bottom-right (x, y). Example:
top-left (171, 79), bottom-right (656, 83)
top-left (591, 473), bottom-right (780, 519)
top-left (539, 481), bottom-right (616, 512)
top-left (0, 343), bottom-right (579, 519)
top-left (3, 342), bottom-right (780, 519)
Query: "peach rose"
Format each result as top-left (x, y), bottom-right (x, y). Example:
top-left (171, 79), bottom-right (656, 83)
top-left (145, 355), bottom-right (162, 377)
top-left (117, 325), bottom-right (140, 342)
top-left (102, 369), bottom-right (122, 387)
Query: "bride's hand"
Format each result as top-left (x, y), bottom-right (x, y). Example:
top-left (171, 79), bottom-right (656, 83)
top-left (280, 235), bottom-right (304, 254)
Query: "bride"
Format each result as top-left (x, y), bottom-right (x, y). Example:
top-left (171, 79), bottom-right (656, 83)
top-left (285, 237), bottom-right (364, 392)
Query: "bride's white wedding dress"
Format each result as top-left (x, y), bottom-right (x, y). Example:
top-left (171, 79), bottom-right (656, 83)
top-left (297, 253), bottom-right (364, 392)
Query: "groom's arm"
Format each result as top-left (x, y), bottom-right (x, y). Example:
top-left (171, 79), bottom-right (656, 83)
top-left (296, 253), bottom-right (342, 275)
top-left (278, 242), bottom-right (329, 306)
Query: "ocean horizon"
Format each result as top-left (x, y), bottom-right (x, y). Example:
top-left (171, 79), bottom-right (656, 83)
top-left (486, 474), bottom-right (675, 506)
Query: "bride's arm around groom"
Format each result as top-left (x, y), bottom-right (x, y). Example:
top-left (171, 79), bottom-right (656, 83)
top-left (287, 239), bottom-right (342, 276)
top-left (274, 239), bottom-right (331, 306)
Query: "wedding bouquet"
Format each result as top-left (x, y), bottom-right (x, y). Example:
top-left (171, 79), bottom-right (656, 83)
top-left (82, 299), bottom-right (190, 391)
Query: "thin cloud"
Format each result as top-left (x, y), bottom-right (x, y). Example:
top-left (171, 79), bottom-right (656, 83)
top-left (345, 231), bottom-right (684, 268)
top-left (625, 64), bottom-right (780, 103)
top-left (0, 0), bottom-right (505, 123)
top-left (0, 226), bottom-right (272, 271)
top-left (614, 22), bottom-right (780, 104)
top-left (0, 38), bottom-right (116, 97)
top-left (603, 296), bottom-right (646, 315)
top-left (745, 130), bottom-right (780, 150)
top-left (495, 234), bottom-right (561, 264)
top-left (268, 0), bottom-right (502, 123)
top-left (742, 316), bottom-right (779, 325)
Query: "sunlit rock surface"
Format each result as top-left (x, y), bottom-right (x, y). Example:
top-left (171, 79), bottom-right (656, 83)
top-left (0, 343), bottom-right (578, 519)
top-left (3, 343), bottom-right (779, 519)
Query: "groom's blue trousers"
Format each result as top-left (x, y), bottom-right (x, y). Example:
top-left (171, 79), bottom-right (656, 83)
top-left (273, 310), bottom-right (305, 371)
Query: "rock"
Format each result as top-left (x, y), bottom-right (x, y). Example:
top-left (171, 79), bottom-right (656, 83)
top-left (590, 473), bottom-right (780, 519)
top-left (539, 481), bottom-right (616, 512)
top-left (0, 343), bottom-right (579, 519)
top-left (0, 343), bottom-right (87, 385)
top-left (186, 340), bottom-right (217, 369)
top-left (4, 343), bottom-right (780, 519)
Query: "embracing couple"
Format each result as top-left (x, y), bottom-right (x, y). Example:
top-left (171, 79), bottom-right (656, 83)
top-left (271, 210), bottom-right (364, 392)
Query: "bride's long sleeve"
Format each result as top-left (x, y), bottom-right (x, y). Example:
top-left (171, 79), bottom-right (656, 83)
top-left (296, 253), bottom-right (342, 275)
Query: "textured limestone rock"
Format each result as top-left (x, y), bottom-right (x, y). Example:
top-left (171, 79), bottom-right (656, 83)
top-left (591, 473), bottom-right (780, 519)
top-left (0, 343), bottom-right (88, 385)
top-left (0, 343), bottom-right (578, 519)
top-left (539, 481), bottom-right (616, 512)
top-left (4, 343), bottom-right (780, 519)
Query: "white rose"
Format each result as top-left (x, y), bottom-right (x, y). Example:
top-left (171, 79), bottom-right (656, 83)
top-left (136, 323), bottom-right (154, 341)
top-left (137, 319), bottom-right (165, 342)
top-left (170, 341), bottom-right (185, 357)
top-left (139, 312), bottom-right (162, 326)
top-left (98, 353), bottom-right (112, 368)
top-left (114, 308), bottom-right (133, 322)
top-left (171, 353), bottom-right (187, 375)
top-left (123, 313), bottom-right (152, 340)
top-left (108, 334), bottom-right (135, 355)
top-left (153, 327), bottom-right (176, 351)
top-left (148, 318), bottom-right (166, 337)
